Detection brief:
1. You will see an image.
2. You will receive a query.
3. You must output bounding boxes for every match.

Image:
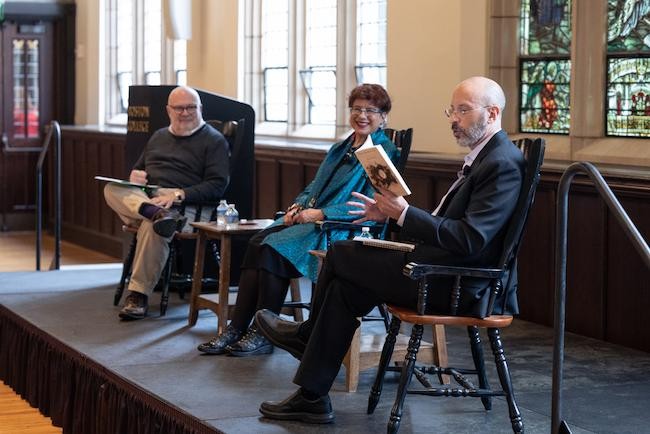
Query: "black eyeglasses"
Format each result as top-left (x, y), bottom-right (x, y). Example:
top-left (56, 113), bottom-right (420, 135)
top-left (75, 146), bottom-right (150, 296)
top-left (169, 104), bottom-right (199, 114)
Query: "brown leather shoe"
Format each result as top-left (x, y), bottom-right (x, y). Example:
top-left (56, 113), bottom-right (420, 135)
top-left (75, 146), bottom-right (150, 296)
top-left (119, 291), bottom-right (148, 320)
top-left (151, 208), bottom-right (187, 237)
top-left (259, 389), bottom-right (334, 424)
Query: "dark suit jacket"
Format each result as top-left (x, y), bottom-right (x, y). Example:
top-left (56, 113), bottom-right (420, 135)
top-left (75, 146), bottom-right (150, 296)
top-left (399, 130), bottom-right (524, 317)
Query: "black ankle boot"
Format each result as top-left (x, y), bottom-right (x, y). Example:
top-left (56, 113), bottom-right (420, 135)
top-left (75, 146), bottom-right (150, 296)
top-left (226, 325), bottom-right (273, 357)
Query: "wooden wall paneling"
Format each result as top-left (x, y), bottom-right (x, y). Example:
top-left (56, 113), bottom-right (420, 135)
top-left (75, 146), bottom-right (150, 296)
top-left (405, 173), bottom-right (435, 210)
top-left (61, 137), bottom-right (75, 226)
top-left (255, 158), bottom-right (280, 218)
top-left (516, 184), bottom-right (556, 326)
top-left (279, 160), bottom-right (304, 210)
top-left (605, 194), bottom-right (650, 352)
top-left (73, 138), bottom-right (87, 227)
top-left (566, 187), bottom-right (606, 339)
top-left (86, 140), bottom-right (100, 233)
top-left (98, 140), bottom-right (115, 236)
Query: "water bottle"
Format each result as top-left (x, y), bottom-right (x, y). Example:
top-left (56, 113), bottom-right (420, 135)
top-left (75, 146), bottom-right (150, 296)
top-left (224, 204), bottom-right (239, 227)
top-left (358, 226), bottom-right (374, 239)
top-left (216, 200), bottom-right (228, 225)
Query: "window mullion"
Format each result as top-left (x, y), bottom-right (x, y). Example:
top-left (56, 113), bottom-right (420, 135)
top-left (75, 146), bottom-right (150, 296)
top-left (290, 0), bottom-right (305, 130)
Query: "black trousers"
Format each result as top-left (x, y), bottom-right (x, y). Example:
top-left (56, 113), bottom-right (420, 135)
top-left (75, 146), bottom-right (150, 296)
top-left (293, 240), bottom-right (422, 396)
top-left (230, 224), bottom-right (301, 331)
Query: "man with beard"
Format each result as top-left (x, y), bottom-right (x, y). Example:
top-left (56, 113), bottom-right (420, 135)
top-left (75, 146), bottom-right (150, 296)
top-left (104, 86), bottom-right (229, 320)
top-left (254, 76), bottom-right (525, 424)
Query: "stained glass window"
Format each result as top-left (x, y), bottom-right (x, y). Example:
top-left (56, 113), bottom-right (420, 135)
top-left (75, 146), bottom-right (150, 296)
top-left (12, 38), bottom-right (40, 139)
top-left (606, 0), bottom-right (650, 137)
top-left (519, 0), bottom-right (572, 134)
top-left (521, 60), bottom-right (571, 134)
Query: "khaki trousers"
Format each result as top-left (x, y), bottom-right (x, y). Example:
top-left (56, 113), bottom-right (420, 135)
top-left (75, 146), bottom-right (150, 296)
top-left (104, 183), bottom-right (172, 296)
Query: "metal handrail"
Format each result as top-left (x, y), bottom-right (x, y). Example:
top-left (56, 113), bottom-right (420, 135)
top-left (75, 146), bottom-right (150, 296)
top-left (552, 162), bottom-right (650, 434)
top-left (35, 121), bottom-right (62, 271)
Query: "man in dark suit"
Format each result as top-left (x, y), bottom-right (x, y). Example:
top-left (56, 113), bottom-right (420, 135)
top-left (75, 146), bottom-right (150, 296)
top-left (255, 76), bottom-right (525, 424)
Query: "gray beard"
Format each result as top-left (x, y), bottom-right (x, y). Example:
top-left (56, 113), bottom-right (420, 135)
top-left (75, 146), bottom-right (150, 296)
top-left (456, 119), bottom-right (488, 148)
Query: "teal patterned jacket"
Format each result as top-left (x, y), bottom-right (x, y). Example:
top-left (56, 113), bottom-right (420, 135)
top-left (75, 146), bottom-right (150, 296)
top-left (262, 128), bottom-right (399, 281)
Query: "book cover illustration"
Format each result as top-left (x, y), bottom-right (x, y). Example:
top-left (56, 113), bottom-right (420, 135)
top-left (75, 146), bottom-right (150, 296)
top-left (354, 135), bottom-right (411, 196)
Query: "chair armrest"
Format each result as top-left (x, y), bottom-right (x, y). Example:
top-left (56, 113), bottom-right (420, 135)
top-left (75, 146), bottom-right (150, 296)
top-left (403, 262), bottom-right (506, 317)
top-left (403, 262), bottom-right (504, 280)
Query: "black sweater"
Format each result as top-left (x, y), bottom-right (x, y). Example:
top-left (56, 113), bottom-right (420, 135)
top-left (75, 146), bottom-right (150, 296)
top-left (133, 124), bottom-right (229, 202)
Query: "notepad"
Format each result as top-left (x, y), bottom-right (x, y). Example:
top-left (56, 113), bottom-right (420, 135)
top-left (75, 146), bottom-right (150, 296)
top-left (352, 237), bottom-right (415, 252)
top-left (94, 175), bottom-right (160, 189)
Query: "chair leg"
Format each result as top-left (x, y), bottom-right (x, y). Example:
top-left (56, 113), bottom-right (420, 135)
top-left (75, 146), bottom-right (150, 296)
top-left (159, 243), bottom-right (175, 316)
top-left (378, 303), bottom-right (391, 331)
top-left (289, 278), bottom-right (304, 322)
top-left (368, 316), bottom-right (401, 414)
top-left (487, 328), bottom-right (523, 434)
top-left (388, 323), bottom-right (423, 434)
top-left (114, 234), bottom-right (137, 306)
top-left (432, 324), bottom-right (450, 385)
top-left (467, 326), bottom-right (491, 410)
top-left (344, 325), bottom-right (361, 392)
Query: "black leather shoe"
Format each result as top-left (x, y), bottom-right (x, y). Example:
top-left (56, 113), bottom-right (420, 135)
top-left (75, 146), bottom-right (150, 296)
top-left (197, 325), bottom-right (243, 355)
top-left (226, 325), bottom-right (274, 357)
top-left (152, 208), bottom-right (187, 238)
top-left (119, 291), bottom-right (148, 320)
top-left (259, 389), bottom-right (334, 424)
top-left (254, 309), bottom-right (306, 360)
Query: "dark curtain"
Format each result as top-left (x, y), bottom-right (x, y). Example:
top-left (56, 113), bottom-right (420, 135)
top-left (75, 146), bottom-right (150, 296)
top-left (0, 305), bottom-right (222, 434)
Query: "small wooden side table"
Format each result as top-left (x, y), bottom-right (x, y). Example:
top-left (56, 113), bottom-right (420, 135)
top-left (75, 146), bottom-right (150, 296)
top-left (188, 219), bottom-right (274, 333)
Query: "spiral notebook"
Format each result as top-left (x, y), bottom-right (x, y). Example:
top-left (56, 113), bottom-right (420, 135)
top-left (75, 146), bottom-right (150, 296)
top-left (352, 237), bottom-right (415, 252)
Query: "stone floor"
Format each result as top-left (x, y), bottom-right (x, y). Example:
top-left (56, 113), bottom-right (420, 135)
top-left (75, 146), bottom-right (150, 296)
top-left (1, 269), bottom-right (649, 434)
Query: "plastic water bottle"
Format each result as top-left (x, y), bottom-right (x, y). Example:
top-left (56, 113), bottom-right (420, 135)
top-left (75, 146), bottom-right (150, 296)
top-left (359, 226), bottom-right (373, 239)
top-left (225, 204), bottom-right (239, 227)
top-left (216, 200), bottom-right (228, 225)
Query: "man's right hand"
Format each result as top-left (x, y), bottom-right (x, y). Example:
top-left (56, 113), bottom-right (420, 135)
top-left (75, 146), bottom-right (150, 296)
top-left (129, 170), bottom-right (148, 185)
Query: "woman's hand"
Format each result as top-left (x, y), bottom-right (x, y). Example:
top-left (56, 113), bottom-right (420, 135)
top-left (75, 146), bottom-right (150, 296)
top-left (283, 204), bottom-right (302, 226)
top-left (292, 208), bottom-right (324, 224)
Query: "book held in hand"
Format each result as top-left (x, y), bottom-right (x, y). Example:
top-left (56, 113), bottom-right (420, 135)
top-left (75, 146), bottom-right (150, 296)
top-left (352, 236), bottom-right (416, 252)
top-left (354, 135), bottom-right (411, 196)
top-left (94, 175), bottom-right (160, 190)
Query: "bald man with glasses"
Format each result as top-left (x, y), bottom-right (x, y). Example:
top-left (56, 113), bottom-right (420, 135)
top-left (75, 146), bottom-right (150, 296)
top-left (104, 86), bottom-right (229, 320)
top-left (254, 76), bottom-right (525, 424)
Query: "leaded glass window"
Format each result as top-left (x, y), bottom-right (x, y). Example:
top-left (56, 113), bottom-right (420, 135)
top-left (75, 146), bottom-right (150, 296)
top-left (261, 0), bottom-right (289, 122)
top-left (606, 0), bottom-right (650, 137)
top-left (356, 0), bottom-right (387, 86)
top-left (519, 0), bottom-right (572, 134)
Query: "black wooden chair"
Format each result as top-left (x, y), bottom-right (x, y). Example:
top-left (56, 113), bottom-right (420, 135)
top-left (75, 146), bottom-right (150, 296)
top-left (367, 138), bottom-right (545, 433)
top-left (113, 119), bottom-right (245, 315)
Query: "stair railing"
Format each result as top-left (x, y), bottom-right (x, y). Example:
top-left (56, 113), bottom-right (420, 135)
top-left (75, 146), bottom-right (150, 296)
top-left (553, 161), bottom-right (650, 434)
top-left (35, 121), bottom-right (62, 271)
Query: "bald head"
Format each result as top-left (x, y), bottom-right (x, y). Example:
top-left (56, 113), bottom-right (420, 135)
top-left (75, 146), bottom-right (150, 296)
top-left (455, 76), bottom-right (506, 113)
top-left (166, 86), bottom-right (204, 136)
top-left (448, 76), bottom-right (506, 149)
